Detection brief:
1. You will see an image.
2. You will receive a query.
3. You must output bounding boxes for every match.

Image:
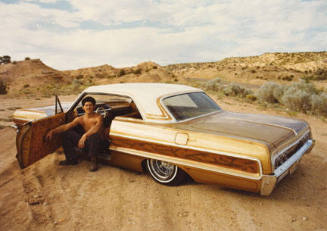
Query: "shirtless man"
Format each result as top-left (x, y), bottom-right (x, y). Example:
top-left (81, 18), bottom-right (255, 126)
top-left (46, 96), bottom-right (109, 172)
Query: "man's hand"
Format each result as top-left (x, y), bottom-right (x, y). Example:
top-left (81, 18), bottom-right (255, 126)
top-left (45, 129), bottom-right (55, 142)
top-left (78, 135), bottom-right (87, 149)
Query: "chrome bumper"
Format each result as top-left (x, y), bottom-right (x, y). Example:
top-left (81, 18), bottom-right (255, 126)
top-left (260, 139), bottom-right (315, 196)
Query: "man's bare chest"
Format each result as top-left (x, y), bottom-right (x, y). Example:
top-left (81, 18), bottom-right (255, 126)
top-left (80, 117), bottom-right (98, 131)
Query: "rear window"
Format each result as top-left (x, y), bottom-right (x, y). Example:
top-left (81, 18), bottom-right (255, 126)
top-left (162, 92), bottom-right (221, 121)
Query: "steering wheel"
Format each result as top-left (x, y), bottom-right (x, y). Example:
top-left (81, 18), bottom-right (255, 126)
top-left (96, 104), bottom-right (111, 115)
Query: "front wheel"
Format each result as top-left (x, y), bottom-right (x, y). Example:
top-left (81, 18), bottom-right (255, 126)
top-left (146, 159), bottom-right (187, 186)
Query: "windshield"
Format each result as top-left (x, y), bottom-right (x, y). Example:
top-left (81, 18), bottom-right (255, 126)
top-left (162, 92), bottom-right (221, 121)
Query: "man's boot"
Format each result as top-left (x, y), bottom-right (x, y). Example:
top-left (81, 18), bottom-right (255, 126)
top-left (59, 159), bottom-right (78, 166)
top-left (90, 156), bottom-right (98, 172)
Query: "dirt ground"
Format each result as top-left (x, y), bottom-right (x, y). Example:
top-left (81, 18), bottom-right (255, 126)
top-left (0, 95), bottom-right (326, 231)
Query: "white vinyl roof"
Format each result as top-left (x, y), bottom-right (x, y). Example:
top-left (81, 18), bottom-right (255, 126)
top-left (83, 83), bottom-right (202, 121)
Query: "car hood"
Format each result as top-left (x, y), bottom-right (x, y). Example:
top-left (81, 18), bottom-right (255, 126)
top-left (175, 111), bottom-right (308, 149)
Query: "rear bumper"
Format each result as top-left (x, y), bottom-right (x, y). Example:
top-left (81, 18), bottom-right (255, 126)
top-left (260, 139), bottom-right (315, 196)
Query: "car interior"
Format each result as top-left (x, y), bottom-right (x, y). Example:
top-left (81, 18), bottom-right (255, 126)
top-left (75, 94), bottom-right (143, 121)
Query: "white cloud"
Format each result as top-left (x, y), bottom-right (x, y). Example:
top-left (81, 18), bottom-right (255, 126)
top-left (0, 0), bottom-right (326, 70)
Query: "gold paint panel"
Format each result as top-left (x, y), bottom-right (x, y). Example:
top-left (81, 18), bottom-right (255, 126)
top-left (108, 150), bottom-right (144, 172)
top-left (184, 167), bottom-right (260, 193)
top-left (144, 98), bottom-right (172, 120)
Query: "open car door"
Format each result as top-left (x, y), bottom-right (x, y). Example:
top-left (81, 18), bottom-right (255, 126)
top-left (16, 96), bottom-right (67, 169)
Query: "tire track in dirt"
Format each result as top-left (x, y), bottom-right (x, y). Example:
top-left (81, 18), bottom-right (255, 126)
top-left (21, 164), bottom-right (55, 230)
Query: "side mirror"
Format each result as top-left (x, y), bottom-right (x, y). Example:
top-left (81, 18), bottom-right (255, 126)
top-left (55, 95), bottom-right (64, 114)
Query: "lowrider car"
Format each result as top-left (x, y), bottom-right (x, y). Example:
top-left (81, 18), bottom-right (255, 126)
top-left (12, 83), bottom-right (315, 195)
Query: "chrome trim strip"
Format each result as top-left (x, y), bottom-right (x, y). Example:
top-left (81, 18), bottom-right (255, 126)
top-left (174, 110), bottom-right (221, 124)
top-left (274, 139), bottom-right (313, 181)
top-left (10, 124), bottom-right (18, 132)
top-left (271, 130), bottom-right (310, 170)
top-left (109, 132), bottom-right (263, 179)
top-left (261, 139), bottom-right (314, 195)
top-left (110, 145), bottom-right (262, 180)
top-left (260, 175), bottom-right (277, 196)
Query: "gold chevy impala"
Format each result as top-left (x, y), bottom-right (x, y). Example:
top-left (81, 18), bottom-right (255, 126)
top-left (13, 83), bottom-right (315, 195)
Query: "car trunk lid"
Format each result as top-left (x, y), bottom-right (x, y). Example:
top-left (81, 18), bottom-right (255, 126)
top-left (176, 111), bottom-right (307, 149)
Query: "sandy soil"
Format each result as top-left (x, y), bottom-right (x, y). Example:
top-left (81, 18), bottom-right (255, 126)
top-left (0, 96), bottom-right (326, 231)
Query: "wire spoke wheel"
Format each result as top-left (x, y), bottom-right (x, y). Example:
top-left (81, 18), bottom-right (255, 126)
top-left (146, 159), bottom-right (187, 186)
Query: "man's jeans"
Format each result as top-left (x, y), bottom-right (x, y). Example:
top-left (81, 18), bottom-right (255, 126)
top-left (62, 127), bottom-right (110, 161)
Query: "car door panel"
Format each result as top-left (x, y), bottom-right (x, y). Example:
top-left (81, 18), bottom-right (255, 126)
top-left (16, 112), bottom-right (66, 168)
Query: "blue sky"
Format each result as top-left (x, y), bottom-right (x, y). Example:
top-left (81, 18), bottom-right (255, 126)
top-left (0, 0), bottom-right (326, 70)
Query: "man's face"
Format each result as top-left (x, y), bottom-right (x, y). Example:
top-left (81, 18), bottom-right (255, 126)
top-left (83, 101), bottom-right (95, 114)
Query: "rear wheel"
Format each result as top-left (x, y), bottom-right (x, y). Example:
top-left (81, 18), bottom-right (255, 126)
top-left (146, 159), bottom-right (187, 186)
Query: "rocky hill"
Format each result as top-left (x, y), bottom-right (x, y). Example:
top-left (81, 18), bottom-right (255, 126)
top-left (0, 59), bottom-right (70, 95)
top-left (164, 51), bottom-right (327, 84)
top-left (0, 52), bottom-right (326, 96)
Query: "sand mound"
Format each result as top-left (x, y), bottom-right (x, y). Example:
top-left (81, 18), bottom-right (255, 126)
top-left (0, 96), bottom-right (326, 230)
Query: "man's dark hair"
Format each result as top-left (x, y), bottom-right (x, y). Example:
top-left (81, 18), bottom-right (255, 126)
top-left (82, 96), bottom-right (96, 106)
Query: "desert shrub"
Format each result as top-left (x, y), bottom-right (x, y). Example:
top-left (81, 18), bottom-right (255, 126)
top-left (256, 82), bottom-right (284, 103)
top-left (275, 80), bottom-right (323, 114)
top-left (72, 79), bottom-right (82, 90)
top-left (223, 83), bottom-right (252, 97)
top-left (310, 93), bottom-right (327, 116)
top-left (133, 68), bottom-right (142, 75)
top-left (203, 79), bottom-right (252, 98)
top-left (0, 80), bottom-right (8, 94)
top-left (303, 69), bottom-right (327, 81)
top-left (285, 80), bottom-right (318, 95)
top-left (95, 73), bottom-right (105, 78)
top-left (281, 90), bottom-right (312, 113)
top-left (203, 78), bottom-right (223, 91)
top-left (246, 94), bottom-right (257, 101)
top-left (23, 84), bottom-right (30, 88)
top-left (117, 69), bottom-right (125, 77)
top-left (0, 55), bottom-right (11, 64)
top-left (25, 57), bottom-right (30, 60)
top-left (282, 75), bottom-right (293, 81)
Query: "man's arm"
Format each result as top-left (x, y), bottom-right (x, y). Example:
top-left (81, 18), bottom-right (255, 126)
top-left (46, 117), bottom-right (80, 141)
